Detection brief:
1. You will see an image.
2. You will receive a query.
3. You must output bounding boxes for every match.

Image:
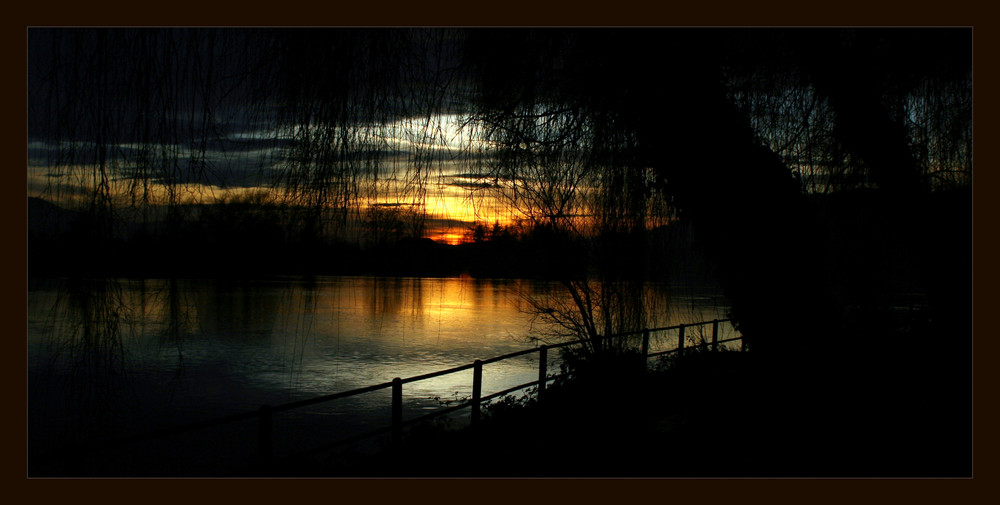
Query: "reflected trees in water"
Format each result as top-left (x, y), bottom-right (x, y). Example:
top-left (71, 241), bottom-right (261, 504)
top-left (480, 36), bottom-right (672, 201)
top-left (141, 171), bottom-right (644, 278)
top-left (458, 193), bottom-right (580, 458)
top-left (28, 28), bottom-right (973, 475)
top-left (29, 28), bottom-right (971, 356)
top-left (31, 278), bottom-right (139, 449)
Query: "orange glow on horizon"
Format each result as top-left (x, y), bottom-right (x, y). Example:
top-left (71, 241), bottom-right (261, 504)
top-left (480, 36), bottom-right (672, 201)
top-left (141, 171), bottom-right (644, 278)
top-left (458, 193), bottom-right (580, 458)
top-left (428, 230), bottom-right (470, 246)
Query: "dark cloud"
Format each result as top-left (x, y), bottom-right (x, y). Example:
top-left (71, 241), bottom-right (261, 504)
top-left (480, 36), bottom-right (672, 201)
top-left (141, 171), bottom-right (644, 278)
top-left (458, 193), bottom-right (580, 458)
top-left (439, 170), bottom-right (520, 190)
top-left (425, 217), bottom-right (474, 230)
top-left (447, 180), bottom-right (496, 189)
top-left (370, 202), bottom-right (422, 208)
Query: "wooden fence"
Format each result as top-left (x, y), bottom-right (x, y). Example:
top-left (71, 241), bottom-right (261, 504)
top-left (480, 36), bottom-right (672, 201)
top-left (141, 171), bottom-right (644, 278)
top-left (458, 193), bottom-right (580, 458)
top-left (55, 318), bottom-right (742, 474)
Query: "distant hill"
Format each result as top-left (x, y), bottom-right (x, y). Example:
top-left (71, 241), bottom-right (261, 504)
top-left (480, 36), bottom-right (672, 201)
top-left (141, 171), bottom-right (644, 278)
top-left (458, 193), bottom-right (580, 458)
top-left (28, 197), bottom-right (80, 237)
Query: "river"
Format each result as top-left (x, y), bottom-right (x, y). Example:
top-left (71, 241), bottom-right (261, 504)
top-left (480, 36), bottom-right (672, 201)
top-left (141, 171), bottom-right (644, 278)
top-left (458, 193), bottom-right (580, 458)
top-left (27, 275), bottom-right (734, 475)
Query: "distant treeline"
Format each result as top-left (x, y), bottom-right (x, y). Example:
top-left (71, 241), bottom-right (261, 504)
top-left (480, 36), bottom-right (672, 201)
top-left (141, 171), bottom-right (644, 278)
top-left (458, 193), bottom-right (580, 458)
top-left (29, 185), bottom-right (967, 308)
top-left (27, 196), bottom-right (711, 281)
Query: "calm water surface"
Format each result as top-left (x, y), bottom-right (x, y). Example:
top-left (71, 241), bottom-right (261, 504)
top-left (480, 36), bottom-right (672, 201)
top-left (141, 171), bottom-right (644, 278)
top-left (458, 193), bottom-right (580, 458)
top-left (27, 275), bottom-right (733, 474)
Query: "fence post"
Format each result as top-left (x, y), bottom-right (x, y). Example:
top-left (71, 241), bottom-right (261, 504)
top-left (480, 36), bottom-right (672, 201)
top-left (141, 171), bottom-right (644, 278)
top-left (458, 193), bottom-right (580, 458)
top-left (537, 346), bottom-right (547, 402)
top-left (711, 320), bottom-right (719, 352)
top-left (471, 360), bottom-right (483, 426)
top-left (641, 329), bottom-right (650, 359)
top-left (677, 324), bottom-right (686, 355)
top-left (392, 378), bottom-right (402, 445)
top-left (258, 405), bottom-right (273, 464)
top-left (641, 329), bottom-right (650, 372)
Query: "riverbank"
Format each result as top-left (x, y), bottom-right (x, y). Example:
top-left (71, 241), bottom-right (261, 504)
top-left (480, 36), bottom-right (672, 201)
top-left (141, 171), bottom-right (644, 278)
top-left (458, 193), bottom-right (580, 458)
top-left (250, 329), bottom-right (972, 478)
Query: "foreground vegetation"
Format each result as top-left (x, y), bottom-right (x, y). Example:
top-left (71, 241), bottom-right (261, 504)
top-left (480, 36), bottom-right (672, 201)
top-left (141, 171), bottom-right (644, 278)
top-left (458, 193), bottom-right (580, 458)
top-left (251, 313), bottom-right (970, 478)
top-left (27, 29), bottom-right (972, 478)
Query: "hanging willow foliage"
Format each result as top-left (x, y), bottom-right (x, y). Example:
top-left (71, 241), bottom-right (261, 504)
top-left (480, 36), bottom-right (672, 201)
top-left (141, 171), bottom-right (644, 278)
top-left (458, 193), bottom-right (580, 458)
top-left (28, 27), bottom-right (972, 355)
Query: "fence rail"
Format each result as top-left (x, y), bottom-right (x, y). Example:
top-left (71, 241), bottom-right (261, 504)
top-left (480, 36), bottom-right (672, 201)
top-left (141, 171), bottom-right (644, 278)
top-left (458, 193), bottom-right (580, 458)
top-left (57, 318), bottom-right (741, 473)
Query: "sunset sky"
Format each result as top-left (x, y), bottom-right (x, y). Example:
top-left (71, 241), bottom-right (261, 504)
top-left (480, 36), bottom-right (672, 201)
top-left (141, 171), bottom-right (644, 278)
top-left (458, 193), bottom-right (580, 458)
top-left (27, 109), bottom-right (517, 245)
top-left (27, 28), bottom-right (970, 247)
top-left (25, 29), bottom-right (522, 246)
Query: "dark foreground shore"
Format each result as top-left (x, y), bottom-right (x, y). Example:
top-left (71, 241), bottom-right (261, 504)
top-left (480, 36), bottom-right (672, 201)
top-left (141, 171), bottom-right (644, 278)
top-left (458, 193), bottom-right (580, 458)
top-left (246, 326), bottom-right (971, 478)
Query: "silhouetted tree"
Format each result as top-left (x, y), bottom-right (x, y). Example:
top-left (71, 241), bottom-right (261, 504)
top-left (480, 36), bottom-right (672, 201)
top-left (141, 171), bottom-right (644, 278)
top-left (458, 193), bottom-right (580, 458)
top-left (28, 27), bottom-right (972, 475)
top-left (28, 27), bottom-right (972, 368)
